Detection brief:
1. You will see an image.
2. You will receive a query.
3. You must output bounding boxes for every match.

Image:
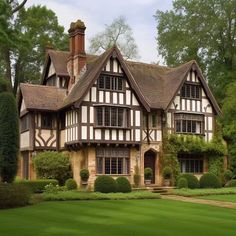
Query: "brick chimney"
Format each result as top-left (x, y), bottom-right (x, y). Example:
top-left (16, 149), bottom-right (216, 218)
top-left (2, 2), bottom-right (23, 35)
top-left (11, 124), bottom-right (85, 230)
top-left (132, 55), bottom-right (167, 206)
top-left (68, 19), bottom-right (86, 86)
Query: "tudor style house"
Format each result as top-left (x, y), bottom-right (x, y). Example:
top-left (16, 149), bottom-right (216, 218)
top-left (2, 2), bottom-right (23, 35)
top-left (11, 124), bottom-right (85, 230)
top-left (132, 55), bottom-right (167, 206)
top-left (18, 19), bottom-right (221, 186)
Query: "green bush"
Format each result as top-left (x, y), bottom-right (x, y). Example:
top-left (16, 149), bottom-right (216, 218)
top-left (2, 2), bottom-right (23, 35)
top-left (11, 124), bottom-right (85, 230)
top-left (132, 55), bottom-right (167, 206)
top-left (224, 170), bottom-right (233, 182)
top-left (0, 183), bottom-right (31, 209)
top-left (178, 173), bottom-right (199, 189)
top-left (94, 176), bottom-right (117, 193)
top-left (177, 177), bottom-right (188, 189)
top-left (33, 151), bottom-right (72, 185)
top-left (65, 178), bottom-right (77, 190)
top-left (16, 179), bottom-right (58, 193)
top-left (144, 168), bottom-right (153, 180)
top-left (200, 173), bottom-right (221, 188)
top-left (225, 179), bottom-right (236, 187)
top-left (116, 177), bottom-right (131, 193)
top-left (134, 174), bottom-right (141, 187)
top-left (162, 166), bottom-right (172, 179)
top-left (80, 169), bottom-right (89, 181)
top-left (0, 91), bottom-right (19, 183)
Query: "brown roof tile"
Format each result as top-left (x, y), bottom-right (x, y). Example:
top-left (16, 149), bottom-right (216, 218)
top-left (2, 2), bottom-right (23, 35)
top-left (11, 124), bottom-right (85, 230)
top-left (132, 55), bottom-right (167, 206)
top-left (20, 83), bottom-right (66, 111)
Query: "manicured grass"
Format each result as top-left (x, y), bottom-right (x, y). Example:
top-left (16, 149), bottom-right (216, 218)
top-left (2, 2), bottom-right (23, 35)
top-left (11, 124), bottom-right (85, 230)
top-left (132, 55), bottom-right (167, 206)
top-left (0, 200), bottom-right (236, 236)
top-left (43, 190), bottom-right (161, 201)
top-left (169, 187), bottom-right (236, 197)
top-left (198, 194), bottom-right (236, 203)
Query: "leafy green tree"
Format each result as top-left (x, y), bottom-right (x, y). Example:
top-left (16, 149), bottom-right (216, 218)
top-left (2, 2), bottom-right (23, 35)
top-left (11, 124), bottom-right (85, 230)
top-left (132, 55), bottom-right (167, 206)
top-left (0, 3), bottom-right (68, 94)
top-left (221, 82), bottom-right (236, 174)
top-left (155, 0), bottom-right (236, 103)
top-left (89, 16), bottom-right (139, 60)
top-left (0, 78), bottom-right (19, 183)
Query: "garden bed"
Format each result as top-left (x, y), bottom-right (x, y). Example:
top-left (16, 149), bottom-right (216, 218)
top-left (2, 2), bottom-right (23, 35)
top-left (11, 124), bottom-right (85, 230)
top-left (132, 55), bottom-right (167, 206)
top-left (43, 190), bottom-right (161, 201)
top-left (169, 187), bottom-right (236, 197)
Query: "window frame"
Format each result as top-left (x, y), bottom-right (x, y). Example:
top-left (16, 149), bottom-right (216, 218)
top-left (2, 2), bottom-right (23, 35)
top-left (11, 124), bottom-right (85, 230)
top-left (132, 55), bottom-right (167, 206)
top-left (174, 113), bottom-right (204, 135)
top-left (98, 75), bottom-right (124, 92)
top-left (181, 82), bottom-right (201, 100)
top-left (95, 106), bottom-right (130, 129)
top-left (41, 113), bottom-right (53, 129)
top-left (21, 114), bottom-right (29, 133)
top-left (96, 147), bottom-right (130, 175)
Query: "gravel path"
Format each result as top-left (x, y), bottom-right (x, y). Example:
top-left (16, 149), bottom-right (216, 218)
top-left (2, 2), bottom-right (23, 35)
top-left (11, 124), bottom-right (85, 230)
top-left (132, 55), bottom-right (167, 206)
top-left (162, 195), bottom-right (236, 209)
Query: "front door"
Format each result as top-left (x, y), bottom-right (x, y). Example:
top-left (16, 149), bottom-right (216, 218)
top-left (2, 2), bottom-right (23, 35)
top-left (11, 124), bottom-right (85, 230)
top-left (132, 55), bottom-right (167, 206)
top-left (144, 150), bottom-right (156, 184)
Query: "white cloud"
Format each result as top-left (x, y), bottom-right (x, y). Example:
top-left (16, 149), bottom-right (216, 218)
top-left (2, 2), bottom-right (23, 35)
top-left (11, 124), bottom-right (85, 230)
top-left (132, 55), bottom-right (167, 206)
top-left (25, 0), bottom-right (173, 63)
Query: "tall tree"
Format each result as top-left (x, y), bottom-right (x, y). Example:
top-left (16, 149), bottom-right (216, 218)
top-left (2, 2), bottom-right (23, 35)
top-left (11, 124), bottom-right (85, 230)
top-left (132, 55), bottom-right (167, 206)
top-left (89, 16), bottom-right (139, 60)
top-left (0, 3), bottom-right (68, 94)
top-left (155, 0), bottom-right (236, 103)
top-left (0, 78), bottom-right (19, 183)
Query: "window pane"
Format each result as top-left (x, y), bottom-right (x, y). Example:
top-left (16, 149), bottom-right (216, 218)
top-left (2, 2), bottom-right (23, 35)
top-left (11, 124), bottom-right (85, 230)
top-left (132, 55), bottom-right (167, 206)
top-left (118, 108), bottom-right (124, 127)
top-left (105, 76), bottom-right (111, 89)
top-left (104, 107), bottom-right (110, 126)
top-left (96, 107), bottom-right (103, 126)
top-left (182, 120), bottom-right (187, 132)
top-left (192, 121), bottom-right (196, 133)
top-left (97, 157), bottom-right (103, 174)
top-left (99, 76), bottom-right (105, 89)
top-left (111, 158), bottom-right (117, 174)
top-left (181, 85), bottom-right (186, 97)
top-left (186, 85), bottom-right (191, 97)
top-left (152, 114), bottom-right (157, 127)
top-left (187, 120), bottom-right (192, 133)
top-left (118, 78), bottom-right (123, 90)
top-left (112, 77), bottom-right (116, 90)
top-left (118, 158), bottom-right (123, 174)
top-left (176, 120), bottom-right (181, 132)
top-left (111, 108), bottom-right (117, 126)
top-left (196, 86), bottom-right (200, 98)
top-left (105, 158), bottom-right (110, 174)
top-left (191, 85), bottom-right (196, 98)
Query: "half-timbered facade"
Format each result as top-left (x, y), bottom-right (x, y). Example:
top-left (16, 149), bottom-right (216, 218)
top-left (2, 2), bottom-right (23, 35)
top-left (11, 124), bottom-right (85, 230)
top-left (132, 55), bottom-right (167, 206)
top-left (18, 19), bottom-right (221, 186)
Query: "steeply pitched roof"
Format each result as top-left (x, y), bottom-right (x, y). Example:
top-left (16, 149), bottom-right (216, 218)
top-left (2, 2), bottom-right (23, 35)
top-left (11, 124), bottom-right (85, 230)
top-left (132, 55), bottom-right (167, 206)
top-left (63, 46), bottom-right (150, 111)
top-left (20, 46), bottom-right (221, 115)
top-left (20, 84), bottom-right (66, 111)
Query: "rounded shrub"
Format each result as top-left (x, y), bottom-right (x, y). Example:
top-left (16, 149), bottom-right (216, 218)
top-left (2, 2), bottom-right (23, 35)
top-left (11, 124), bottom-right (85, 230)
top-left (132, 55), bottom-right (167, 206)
top-left (0, 183), bottom-right (31, 209)
top-left (162, 167), bottom-right (172, 179)
top-left (144, 167), bottom-right (153, 180)
top-left (116, 177), bottom-right (132, 193)
top-left (94, 176), bottom-right (117, 193)
top-left (80, 169), bottom-right (89, 182)
top-left (224, 170), bottom-right (233, 182)
top-left (177, 177), bottom-right (188, 189)
top-left (225, 179), bottom-right (236, 187)
top-left (178, 173), bottom-right (199, 189)
top-left (33, 151), bottom-right (72, 185)
top-left (200, 173), bottom-right (221, 188)
top-left (65, 178), bottom-right (77, 190)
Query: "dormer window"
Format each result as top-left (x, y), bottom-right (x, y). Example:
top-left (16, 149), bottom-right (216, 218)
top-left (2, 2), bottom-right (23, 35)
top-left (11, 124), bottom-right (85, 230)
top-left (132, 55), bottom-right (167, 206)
top-left (98, 75), bottom-right (123, 91)
top-left (181, 83), bottom-right (201, 99)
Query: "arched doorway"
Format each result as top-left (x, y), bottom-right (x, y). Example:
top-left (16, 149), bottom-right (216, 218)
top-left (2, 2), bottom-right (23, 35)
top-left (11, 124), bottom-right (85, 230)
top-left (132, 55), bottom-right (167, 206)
top-left (144, 150), bottom-right (157, 184)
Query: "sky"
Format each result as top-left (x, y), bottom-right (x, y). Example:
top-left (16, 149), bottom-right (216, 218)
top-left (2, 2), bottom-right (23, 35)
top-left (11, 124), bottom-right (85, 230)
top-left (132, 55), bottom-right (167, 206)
top-left (25, 0), bottom-right (173, 63)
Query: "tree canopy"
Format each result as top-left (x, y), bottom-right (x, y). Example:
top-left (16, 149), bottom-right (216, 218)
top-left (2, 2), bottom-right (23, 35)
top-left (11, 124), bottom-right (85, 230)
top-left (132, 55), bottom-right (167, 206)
top-left (0, 2), bottom-right (68, 94)
top-left (89, 16), bottom-right (139, 60)
top-left (155, 0), bottom-right (236, 104)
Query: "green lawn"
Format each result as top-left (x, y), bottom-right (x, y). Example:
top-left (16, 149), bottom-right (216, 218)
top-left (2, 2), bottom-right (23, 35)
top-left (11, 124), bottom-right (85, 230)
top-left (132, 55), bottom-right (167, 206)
top-left (0, 200), bottom-right (236, 236)
top-left (198, 194), bottom-right (236, 202)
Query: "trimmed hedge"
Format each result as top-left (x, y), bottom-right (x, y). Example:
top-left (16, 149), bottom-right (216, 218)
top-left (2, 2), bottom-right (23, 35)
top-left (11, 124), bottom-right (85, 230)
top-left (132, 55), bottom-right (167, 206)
top-left (178, 173), bottom-right (199, 189)
top-left (65, 179), bottom-right (77, 190)
top-left (224, 170), bottom-right (233, 182)
top-left (116, 177), bottom-right (132, 193)
top-left (94, 176), bottom-right (117, 193)
top-left (226, 179), bottom-right (236, 187)
top-left (200, 173), bottom-right (221, 188)
top-left (16, 179), bottom-right (58, 193)
top-left (177, 177), bottom-right (188, 189)
top-left (0, 183), bottom-right (31, 209)
top-left (80, 169), bottom-right (89, 182)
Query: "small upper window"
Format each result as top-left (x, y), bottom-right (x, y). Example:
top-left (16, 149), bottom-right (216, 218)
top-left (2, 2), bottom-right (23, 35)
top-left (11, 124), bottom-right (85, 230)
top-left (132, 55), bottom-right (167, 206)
top-left (41, 113), bottom-right (53, 129)
top-left (21, 114), bottom-right (29, 132)
top-left (181, 83), bottom-right (201, 99)
top-left (98, 75), bottom-right (124, 91)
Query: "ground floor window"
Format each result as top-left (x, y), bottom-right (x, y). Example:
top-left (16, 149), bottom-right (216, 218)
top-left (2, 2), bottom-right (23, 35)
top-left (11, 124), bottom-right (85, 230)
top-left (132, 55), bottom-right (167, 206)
top-left (178, 154), bottom-right (203, 173)
top-left (96, 147), bottom-right (130, 175)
